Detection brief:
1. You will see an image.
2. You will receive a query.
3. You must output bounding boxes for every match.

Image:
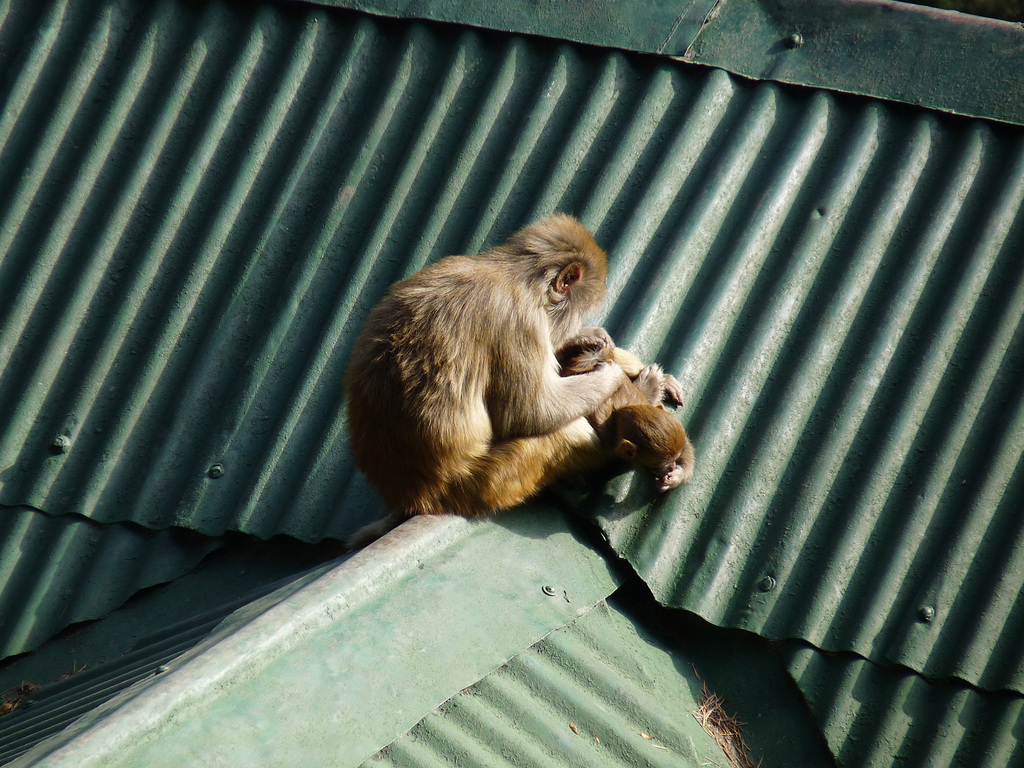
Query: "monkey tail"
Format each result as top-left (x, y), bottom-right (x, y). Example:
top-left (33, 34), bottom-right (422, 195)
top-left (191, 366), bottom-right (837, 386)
top-left (343, 511), bottom-right (409, 552)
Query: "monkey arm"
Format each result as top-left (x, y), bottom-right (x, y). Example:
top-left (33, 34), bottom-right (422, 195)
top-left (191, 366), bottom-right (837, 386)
top-left (610, 349), bottom-right (684, 408)
top-left (557, 340), bottom-right (685, 410)
top-left (488, 357), bottom-right (626, 439)
top-left (534, 360), bottom-right (627, 435)
top-left (608, 347), bottom-right (644, 377)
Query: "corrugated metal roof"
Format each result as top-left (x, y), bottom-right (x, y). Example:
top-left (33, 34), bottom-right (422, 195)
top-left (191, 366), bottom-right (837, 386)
top-left (313, 0), bottom-right (718, 61)
top-left (3, 0), bottom-right (1024, 763)
top-left (1, 0), bottom-right (749, 542)
top-left (9, 510), bottom-right (623, 767)
top-left (1, 602), bottom-right (238, 766)
top-left (365, 585), bottom-right (841, 768)
top-left (590, 89), bottom-right (1024, 695)
top-left (0, 505), bottom-right (219, 658)
top-left (0, 532), bottom-right (353, 766)
top-left (785, 647), bottom-right (1024, 767)
top-left (683, 0), bottom-right (1024, 125)
top-left (315, 0), bottom-right (1024, 125)
top-left (360, 599), bottom-right (727, 768)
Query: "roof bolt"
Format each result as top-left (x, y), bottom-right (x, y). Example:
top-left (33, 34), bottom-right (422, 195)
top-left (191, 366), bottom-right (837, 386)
top-left (758, 575), bottom-right (776, 593)
top-left (785, 33), bottom-right (803, 49)
top-left (51, 435), bottom-right (71, 454)
top-left (918, 605), bottom-right (935, 623)
top-left (207, 463), bottom-right (225, 479)
top-left (155, 665), bottom-right (169, 675)
top-left (542, 585), bottom-right (557, 597)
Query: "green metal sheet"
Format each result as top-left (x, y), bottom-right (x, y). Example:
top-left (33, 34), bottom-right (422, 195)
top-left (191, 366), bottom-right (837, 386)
top-left (584, 87), bottom-right (1024, 695)
top-left (2, 0), bottom-right (1023, 699)
top-left (0, 535), bottom-right (351, 766)
top-left (0, 505), bottom-right (220, 659)
top-left (360, 602), bottom-right (729, 768)
top-left (309, 0), bottom-right (1024, 126)
top-left (362, 586), bottom-right (838, 768)
top-left (785, 646), bottom-right (1024, 767)
top-left (1, 605), bottom-right (239, 766)
top-left (11, 507), bottom-right (622, 767)
top-left (3, 0), bottom-right (1024, 763)
top-left (2, 0), bottom-right (733, 543)
top-left (360, 600), bottom-right (728, 768)
top-left (316, 0), bottom-right (717, 56)
top-left (683, 0), bottom-right (1024, 125)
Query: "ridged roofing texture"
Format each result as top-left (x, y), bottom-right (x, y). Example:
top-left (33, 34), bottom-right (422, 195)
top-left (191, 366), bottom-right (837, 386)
top-left (361, 599), bottom-right (725, 768)
top-left (0, 601), bottom-right (236, 766)
top-left (7, 510), bottom-right (624, 768)
top-left (591, 83), bottom-right (1024, 697)
top-left (0, 0), bottom-right (749, 542)
top-left (0, 506), bottom-right (218, 658)
top-left (319, 0), bottom-right (1024, 124)
top-left (2, 0), bottom-right (1023, 762)
top-left (0, 532), bottom-right (349, 766)
top-left (785, 647), bottom-right (1024, 767)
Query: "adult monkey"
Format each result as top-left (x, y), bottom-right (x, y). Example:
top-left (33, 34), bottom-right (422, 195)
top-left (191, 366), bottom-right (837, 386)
top-left (344, 214), bottom-right (626, 547)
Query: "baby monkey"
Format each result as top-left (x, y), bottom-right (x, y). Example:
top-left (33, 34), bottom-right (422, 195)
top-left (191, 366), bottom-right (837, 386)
top-left (557, 333), bottom-right (694, 491)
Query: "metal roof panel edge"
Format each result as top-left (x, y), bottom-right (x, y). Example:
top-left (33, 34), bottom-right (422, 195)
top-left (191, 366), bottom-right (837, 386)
top-left (11, 508), bottom-right (622, 768)
top-left (686, 0), bottom-right (1024, 126)
top-left (299, 0), bottom-right (718, 56)
top-left (300, 0), bottom-right (1024, 126)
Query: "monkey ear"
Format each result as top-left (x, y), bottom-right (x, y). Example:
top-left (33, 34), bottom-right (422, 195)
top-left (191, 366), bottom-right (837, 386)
top-left (555, 262), bottom-right (583, 294)
top-left (616, 439), bottom-right (638, 460)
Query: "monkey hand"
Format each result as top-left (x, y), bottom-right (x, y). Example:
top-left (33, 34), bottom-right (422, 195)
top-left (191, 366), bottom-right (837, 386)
top-left (660, 373), bottom-right (685, 408)
top-left (632, 365), bottom-right (684, 408)
top-left (589, 359), bottom-right (628, 395)
top-left (574, 326), bottom-right (614, 350)
top-left (556, 327), bottom-right (615, 375)
top-left (633, 364), bottom-right (668, 405)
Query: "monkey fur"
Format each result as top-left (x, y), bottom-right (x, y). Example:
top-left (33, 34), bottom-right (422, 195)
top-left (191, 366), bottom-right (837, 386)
top-left (345, 214), bottom-right (628, 537)
top-left (559, 341), bottom-right (695, 491)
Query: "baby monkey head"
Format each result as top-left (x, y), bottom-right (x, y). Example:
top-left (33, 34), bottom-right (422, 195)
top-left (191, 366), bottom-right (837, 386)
top-left (612, 404), bottom-right (694, 491)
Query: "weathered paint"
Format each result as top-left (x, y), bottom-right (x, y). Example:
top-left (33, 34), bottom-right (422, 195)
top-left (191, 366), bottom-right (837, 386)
top-left (589, 95), bottom-right (1024, 695)
top-left (786, 646), bottom-right (1024, 766)
top-left (683, 0), bottom-right (1024, 125)
top-left (11, 509), bottom-right (622, 767)
top-left (309, 0), bottom-right (1024, 125)
top-left (1, 0), bottom-right (1022, 764)
top-left (362, 600), bottom-right (730, 768)
top-left (0, 505), bottom-right (220, 658)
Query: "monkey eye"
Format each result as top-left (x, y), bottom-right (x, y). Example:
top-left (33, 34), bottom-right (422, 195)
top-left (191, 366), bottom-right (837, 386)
top-left (555, 262), bottom-right (583, 294)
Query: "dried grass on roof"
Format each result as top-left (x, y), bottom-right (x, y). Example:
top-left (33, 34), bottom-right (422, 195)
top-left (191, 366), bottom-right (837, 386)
top-left (693, 683), bottom-right (759, 768)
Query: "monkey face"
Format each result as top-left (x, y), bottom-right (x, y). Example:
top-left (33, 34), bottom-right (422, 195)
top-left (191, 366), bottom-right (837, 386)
top-left (613, 405), bottom-right (694, 491)
top-left (652, 456), bottom-right (690, 491)
top-left (615, 440), bottom-right (692, 491)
